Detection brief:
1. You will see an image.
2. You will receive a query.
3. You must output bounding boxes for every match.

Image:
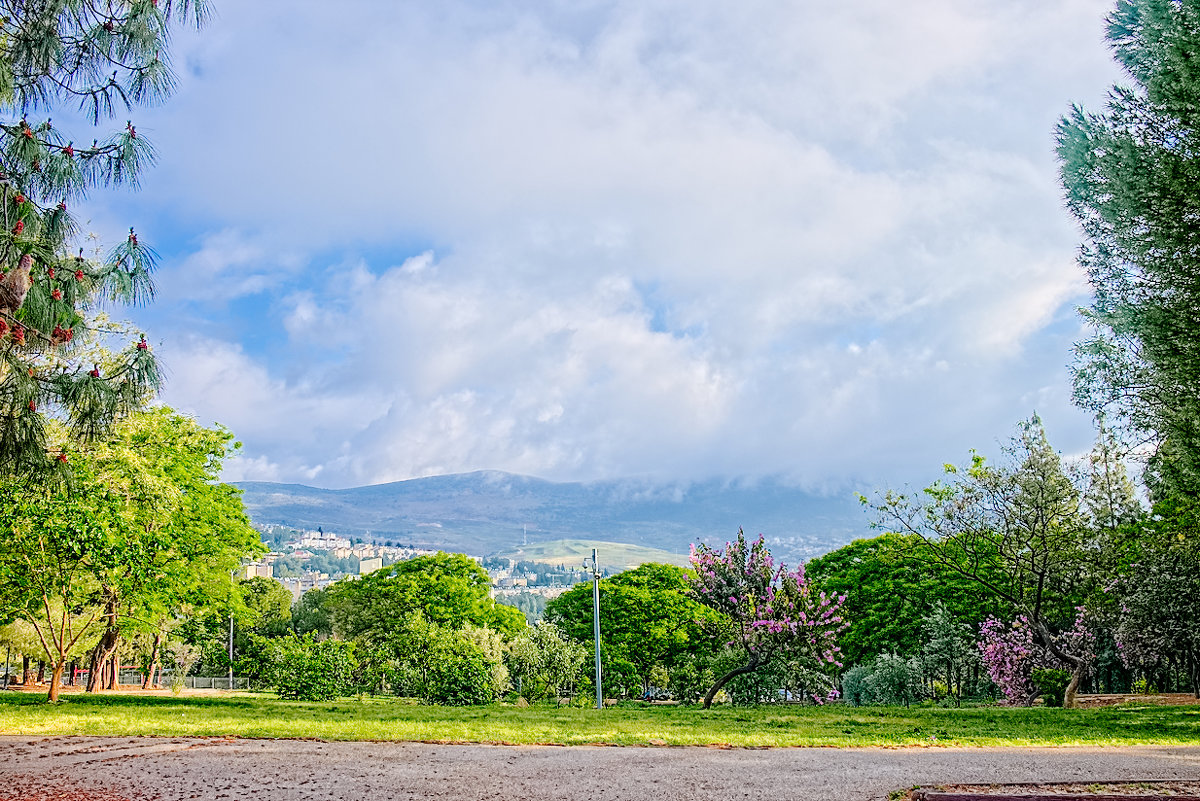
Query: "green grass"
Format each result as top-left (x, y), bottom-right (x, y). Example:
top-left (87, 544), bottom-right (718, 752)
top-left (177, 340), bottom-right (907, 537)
top-left (494, 539), bottom-right (691, 570)
top-left (1, 694), bottom-right (1198, 747)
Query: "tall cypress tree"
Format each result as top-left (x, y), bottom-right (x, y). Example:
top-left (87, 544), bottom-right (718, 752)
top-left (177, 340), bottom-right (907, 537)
top-left (1057, 0), bottom-right (1200, 496)
top-left (0, 0), bottom-right (208, 472)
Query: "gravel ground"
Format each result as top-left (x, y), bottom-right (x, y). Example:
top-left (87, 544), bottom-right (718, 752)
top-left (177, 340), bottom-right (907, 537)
top-left (2, 737), bottom-right (1199, 801)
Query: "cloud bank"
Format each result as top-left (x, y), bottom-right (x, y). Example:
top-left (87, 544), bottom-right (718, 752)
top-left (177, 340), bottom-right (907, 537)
top-left (96, 0), bottom-right (1121, 489)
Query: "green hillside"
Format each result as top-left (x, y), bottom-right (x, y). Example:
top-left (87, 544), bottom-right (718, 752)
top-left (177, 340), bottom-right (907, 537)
top-left (493, 539), bottom-right (690, 571)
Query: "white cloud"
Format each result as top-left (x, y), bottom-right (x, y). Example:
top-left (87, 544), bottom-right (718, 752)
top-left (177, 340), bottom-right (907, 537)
top-left (107, 0), bottom-right (1122, 489)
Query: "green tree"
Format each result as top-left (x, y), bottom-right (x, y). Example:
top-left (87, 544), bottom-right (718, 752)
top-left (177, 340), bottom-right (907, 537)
top-left (1111, 496), bottom-right (1200, 694)
top-left (0, 1), bottom-right (209, 472)
top-left (545, 562), bottom-right (719, 697)
top-left (263, 635), bottom-right (356, 702)
top-left (920, 603), bottom-right (981, 702)
top-left (0, 472), bottom-right (109, 699)
top-left (867, 418), bottom-right (1095, 707)
top-left (506, 621), bottom-right (588, 702)
top-left (292, 587), bottom-right (333, 640)
top-left (0, 408), bottom-right (259, 701)
top-left (1058, 0), bottom-right (1200, 496)
top-left (328, 552), bottom-right (524, 643)
top-left (806, 533), bottom-right (1010, 666)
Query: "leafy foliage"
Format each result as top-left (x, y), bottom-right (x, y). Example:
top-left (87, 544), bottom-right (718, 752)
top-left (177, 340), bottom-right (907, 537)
top-left (328, 552), bottom-right (524, 643)
top-left (0, 1), bottom-right (210, 472)
top-left (807, 533), bottom-right (1010, 666)
top-left (545, 562), bottom-right (720, 697)
top-left (266, 636), bottom-right (356, 702)
top-left (1057, 0), bottom-right (1200, 496)
top-left (506, 621), bottom-right (588, 701)
top-left (0, 408), bottom-right (259, 700)
top-left (867, 418), bottom-right (1100, 706)
top-left (689, 530), bottom-right (846, 708)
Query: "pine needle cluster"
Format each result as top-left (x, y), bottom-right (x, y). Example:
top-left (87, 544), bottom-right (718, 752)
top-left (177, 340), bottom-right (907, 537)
top-left (0, 0), bottom-right (208, 472)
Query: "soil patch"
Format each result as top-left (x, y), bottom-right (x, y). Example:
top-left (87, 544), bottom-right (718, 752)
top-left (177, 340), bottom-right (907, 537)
top-left (911, 782), bottom-right (1200, 800)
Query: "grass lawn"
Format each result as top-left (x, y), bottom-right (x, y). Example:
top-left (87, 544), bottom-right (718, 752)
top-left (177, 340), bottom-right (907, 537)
top-left (1, 693), bottom-right (1198, 747)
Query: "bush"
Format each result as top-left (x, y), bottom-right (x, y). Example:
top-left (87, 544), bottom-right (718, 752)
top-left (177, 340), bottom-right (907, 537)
top-left (506, 622), bottom-right (588, 701)
top-left (667, 654), bottom-right (714, 705)
top-left (425, 635), bottom-right (497, 706)
top-left (1032, 668), bottom-right (1072, 708)
top-left (841, 663), bottom-right (873, 706)
top-left (270, 637), bottom-right (357, 701)
top-left (841, 654), bottom-right (927, 706)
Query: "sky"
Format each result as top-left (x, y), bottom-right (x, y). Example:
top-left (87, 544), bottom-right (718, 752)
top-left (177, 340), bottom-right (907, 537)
top-left (76, 0), bottom-right (1127, 492)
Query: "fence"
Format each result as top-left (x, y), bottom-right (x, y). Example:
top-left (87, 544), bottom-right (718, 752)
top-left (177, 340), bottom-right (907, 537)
top-left (114, 669), bottom-right (251, 691)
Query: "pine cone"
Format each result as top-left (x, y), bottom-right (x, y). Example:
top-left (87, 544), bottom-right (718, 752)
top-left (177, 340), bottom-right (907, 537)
top-left (0, 255), bottom-right (33, 315)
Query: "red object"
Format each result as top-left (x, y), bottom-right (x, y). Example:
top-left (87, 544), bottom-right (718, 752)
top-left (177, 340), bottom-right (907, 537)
top-left (129, 230), bottom-right (138, 245)
top-left (13, 194), bottom-right (25, 204)
top-left (57, 452), bottom-right (67, 463)
top-left (48, 266), bottom-right (55, 279)
top-left (13, 326), bottom-right (24, 344)
top-left (51, 289), bottom-right (61, 300)
top-left (12, 220), bottom-right (23, 235)
top-left (21, 127), bottom-right (32, 139)
top-left (89, 369), bottom-right (100, 378)
top-left (62, 145), bottom-right (73, 157)
top-left (0, 320), bottom-right (6, 335)
top-left (27, 400), bottom-right (35, 412)
top-left (75, 269), bottom-right (84, 281)
top-left (58, 201), bottom-right (67, 211)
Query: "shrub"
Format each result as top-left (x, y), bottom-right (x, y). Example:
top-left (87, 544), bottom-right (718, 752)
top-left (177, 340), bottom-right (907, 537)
top-left (1032, 668), bottom-right (1072, 707)
top-left (270, 637), bottom-right (357, 701)
top-left (841, 655), bottom-right (926, 706)
top-left (841, 663), bottom-right (873, 706)
top-left (425, 635), bottom-right (497, 706)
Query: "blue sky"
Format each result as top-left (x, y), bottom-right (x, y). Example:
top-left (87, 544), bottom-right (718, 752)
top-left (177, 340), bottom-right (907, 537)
top-left (76, 0), bottom-right (1124, 490)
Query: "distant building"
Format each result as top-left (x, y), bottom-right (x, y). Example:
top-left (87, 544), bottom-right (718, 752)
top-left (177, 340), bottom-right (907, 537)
top-left (243, 561), bottom-right (273, 580)
top-left (359, 557), bottom-right (383, 575)
top-left (295, 530), bottom-right (352, 551)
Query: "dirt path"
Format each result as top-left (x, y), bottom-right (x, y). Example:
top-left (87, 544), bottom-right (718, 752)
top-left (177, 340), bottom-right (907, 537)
top-left (2, 737), bottom-right (1199, 801)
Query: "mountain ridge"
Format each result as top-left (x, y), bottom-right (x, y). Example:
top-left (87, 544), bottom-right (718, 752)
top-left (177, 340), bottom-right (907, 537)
top-left (234, 470), bottom-right (871, 563)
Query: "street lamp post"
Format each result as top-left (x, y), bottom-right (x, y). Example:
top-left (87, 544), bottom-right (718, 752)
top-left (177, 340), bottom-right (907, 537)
top-left (584, 548), bottom-right (602, 710)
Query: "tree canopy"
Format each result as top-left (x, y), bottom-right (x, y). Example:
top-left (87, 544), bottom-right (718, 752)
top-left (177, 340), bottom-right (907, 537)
top-left (1058, 0), bottom-right (1200, 496)
top-left (328, 552), bottom-right (525, 643)
top-left (545, 562), bottom-right (720, 695)
top-left (805, 532), bottom-right (1010, 666)
top-left (0, 407), bottom-right (259, 700)
top-left (0, 1), bottom-right (210, 473)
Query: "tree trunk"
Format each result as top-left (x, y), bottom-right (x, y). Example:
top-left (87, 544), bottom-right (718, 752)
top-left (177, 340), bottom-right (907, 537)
top-left (36, 661), bottom-right (45, 683)
top-left (143, 634), bottom-right (161, 689)
top-left (1064, 667), bottom-right (1082, 710)
top-left (22, 655), bottom-right (32, 685)
top-left (87, 628), bottom-right (120, 692)
top-left (47, 662), bottom-right (65, 703)
top-left (701, 656), bottom-right (762, 709)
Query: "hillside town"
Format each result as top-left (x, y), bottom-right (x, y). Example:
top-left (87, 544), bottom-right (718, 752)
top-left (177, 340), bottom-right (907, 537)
top-left (246, 524), bottom-right (586, 603)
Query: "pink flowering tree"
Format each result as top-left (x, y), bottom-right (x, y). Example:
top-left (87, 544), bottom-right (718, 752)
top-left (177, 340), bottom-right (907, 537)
top-left (979, 609), bottom-right (1096, 706)
top-left (689, 529), bottom-right (847, 708)
top-left (978, 616), bottom-right (1045, 706)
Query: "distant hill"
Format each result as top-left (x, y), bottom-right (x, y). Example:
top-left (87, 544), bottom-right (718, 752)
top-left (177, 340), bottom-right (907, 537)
top-left (493, 539), bottom-right (692, 571)
top-left (234, 470), bottom-right (871, 564)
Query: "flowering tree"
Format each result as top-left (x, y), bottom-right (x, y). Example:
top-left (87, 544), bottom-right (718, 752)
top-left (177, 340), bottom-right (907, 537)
top-left (689, 529), bottom-right (846, 708)
top-left (978, 616), bottom-right (1044, 706)
top-left (868, 418), bottom-right (1101, 707)
top-left (979, 609), bottom-right (1095, 707)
